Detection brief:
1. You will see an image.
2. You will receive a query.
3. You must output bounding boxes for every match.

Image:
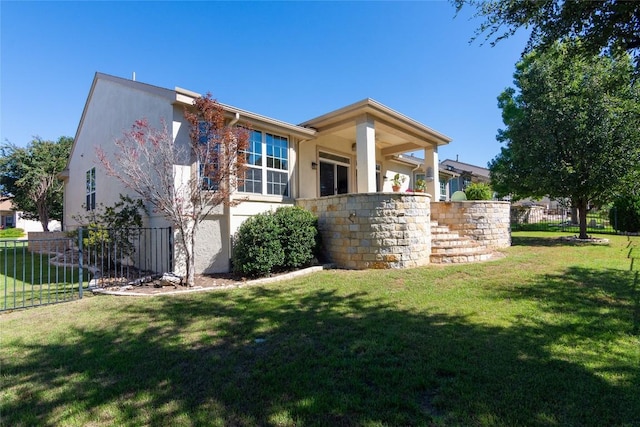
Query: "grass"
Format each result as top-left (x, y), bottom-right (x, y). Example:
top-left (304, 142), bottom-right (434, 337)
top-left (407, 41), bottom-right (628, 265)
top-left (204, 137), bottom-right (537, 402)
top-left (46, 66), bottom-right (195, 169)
top-left (0, 240), bottom-right (88, 310)
top-left (1, 231), bottom-right (639, 426)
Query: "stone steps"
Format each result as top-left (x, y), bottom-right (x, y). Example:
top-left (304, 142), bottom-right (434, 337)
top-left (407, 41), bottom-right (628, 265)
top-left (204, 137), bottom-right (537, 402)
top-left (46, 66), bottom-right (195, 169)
top-left (430, 222), bottom-right (494, 264)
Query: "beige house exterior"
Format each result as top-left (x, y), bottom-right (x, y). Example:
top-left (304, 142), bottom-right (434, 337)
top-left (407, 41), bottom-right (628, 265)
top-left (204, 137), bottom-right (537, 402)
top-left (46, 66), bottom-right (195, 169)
top-left (62, 72), bottom-right (456, 274)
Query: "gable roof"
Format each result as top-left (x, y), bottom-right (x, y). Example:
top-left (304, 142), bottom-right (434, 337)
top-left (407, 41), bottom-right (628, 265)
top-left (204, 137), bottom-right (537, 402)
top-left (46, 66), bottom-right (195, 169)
top-left (0, 198), bottom-right (15, 212)
top-left (440, 159), bottom-right (490, 179)
top-left (299, 98), bottom-right (451, 149)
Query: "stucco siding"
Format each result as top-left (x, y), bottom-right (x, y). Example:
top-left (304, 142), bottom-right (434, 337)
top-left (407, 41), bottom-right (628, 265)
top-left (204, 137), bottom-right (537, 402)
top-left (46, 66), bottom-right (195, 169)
top-left (64, 77), bottom-right (174, 229)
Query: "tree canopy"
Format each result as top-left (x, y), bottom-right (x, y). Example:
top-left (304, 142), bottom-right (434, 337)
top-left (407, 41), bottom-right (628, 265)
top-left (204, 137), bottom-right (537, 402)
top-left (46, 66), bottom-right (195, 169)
top-left (489, 42), bottom-right (640, 238)
top-left (0, 136), bottom-right (73, 231)
top-left (454, 0), bottom-right (640, 72)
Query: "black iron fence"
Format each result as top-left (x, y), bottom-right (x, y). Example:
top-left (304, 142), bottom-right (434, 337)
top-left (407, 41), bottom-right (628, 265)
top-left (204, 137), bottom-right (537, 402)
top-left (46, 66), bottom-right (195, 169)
top-left (1, 235), bottom-right (83, 312)
top-left (81, 227), bottom-right (173, 288)
top-left (511, 206), bottom-right (619, 234)
top-left (0, 227), bottom-right (172, 312)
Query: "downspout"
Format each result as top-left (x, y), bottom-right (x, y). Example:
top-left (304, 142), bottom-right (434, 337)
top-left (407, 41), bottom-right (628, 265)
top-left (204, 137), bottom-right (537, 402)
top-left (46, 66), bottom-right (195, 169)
top-left (226, 112), bottom-right (240, 271)
top-left (229, 112), bottom-right (240, 126)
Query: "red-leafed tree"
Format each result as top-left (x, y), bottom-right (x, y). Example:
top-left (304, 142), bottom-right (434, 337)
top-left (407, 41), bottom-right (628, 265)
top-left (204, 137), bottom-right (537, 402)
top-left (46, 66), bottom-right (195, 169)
top-left (97, 94), bottom-right (249, 286)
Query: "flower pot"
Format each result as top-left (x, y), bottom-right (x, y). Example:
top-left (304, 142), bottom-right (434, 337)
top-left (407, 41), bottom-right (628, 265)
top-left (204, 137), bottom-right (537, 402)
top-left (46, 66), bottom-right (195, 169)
top-left (392, 185), bottom-right (401, 192)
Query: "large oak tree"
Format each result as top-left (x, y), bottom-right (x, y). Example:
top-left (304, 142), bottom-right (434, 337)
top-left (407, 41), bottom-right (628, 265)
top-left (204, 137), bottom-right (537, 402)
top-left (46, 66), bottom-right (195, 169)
top-left (0, 136), bottom-right (73, 232)
top-left (490, 42), bottom-right (640, 239)
top-left (454, 0), bottom-right (640, 72)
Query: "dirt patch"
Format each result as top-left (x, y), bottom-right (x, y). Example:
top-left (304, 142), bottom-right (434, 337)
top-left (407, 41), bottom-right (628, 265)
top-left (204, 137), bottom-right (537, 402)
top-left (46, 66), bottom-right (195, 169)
top-left (558, 236), bottom-right (610, 245)
top-left (90, 267), bottom-right (326, 296)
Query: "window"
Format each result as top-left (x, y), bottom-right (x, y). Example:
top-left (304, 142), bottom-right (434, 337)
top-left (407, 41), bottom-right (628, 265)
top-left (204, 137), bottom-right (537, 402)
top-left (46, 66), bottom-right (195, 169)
top-left (239, 130), bottom-right (289, 196)
top-left (440, 180), bottom-right (447, 201)
top-left (200, 163), bottom-right (218, 191)
top-left (86, 167), bottom-right (96, 211)
top-left (198, 121), bottom-right (220, 190)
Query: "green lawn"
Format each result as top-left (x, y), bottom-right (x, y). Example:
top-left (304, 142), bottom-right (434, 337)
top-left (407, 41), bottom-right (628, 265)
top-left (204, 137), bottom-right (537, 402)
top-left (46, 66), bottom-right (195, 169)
top-left (1, 232), bottom-right (638, 426)
top-left (0, 240), bottom-right (87, 310)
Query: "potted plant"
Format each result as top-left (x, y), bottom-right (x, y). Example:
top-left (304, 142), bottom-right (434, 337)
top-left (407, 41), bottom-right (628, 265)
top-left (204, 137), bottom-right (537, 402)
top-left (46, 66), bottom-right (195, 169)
top-left (391, 173), bottom-right (405, 192)
top-left (415, 178), bottom-right (426, 193)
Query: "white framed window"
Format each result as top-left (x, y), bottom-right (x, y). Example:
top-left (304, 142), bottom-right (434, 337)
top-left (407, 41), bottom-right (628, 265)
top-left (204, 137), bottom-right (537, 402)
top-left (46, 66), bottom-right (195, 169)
top-left (239, 130), bottom-right (289, 196)
top-left (85, 167), bottom-right (96, 211)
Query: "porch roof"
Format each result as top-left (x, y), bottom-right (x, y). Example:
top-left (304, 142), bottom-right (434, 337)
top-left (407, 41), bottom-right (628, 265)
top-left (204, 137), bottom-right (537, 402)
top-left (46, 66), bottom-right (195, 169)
top-left (298, 98), bottom-right (452, 156)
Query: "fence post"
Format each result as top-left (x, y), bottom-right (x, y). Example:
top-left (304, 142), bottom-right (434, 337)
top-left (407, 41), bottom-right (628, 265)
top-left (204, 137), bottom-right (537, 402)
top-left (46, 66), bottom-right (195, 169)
top-left (78, 228), bottom-right (83, 299)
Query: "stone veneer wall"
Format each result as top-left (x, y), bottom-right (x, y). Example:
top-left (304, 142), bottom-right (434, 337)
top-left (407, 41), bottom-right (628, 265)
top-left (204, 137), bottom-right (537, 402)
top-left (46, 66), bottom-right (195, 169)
top-left (297, 193), bottom-right (432, 269)
top-left (27, 231), bottom-right (72, 253)
top-left (431, 201), bottom-right (511, 249)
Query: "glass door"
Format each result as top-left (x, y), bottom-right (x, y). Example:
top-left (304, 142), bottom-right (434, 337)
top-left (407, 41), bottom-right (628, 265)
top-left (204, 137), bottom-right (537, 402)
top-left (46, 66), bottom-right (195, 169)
top-left (318, 151), bottom-right (350, 196)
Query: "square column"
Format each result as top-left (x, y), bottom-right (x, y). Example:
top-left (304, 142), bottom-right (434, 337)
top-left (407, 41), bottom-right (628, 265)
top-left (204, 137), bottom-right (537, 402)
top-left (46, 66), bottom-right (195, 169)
top-left (356, 114), bottom-right (377, 193)
top-left (424, 146), bottom-right (440, 200)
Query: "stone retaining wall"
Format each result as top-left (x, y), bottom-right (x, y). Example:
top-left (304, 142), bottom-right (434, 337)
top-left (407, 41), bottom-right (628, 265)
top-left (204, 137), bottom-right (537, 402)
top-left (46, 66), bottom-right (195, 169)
top-left (431, 201), bottom-right (511, 249)
top-left (297, 193), bottom-right (432, 269)
top-left (27, 231), bottom-right (72, 253)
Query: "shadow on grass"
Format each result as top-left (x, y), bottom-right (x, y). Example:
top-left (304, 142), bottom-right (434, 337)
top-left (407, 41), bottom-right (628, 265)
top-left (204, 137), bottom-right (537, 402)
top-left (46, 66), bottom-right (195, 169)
top-left (2, 277), bottom-right (639, 426)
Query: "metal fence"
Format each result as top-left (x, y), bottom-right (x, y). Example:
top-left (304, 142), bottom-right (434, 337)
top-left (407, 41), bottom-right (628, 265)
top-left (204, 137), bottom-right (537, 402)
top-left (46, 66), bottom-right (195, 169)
top-left (82, 227), bottom-right (173, 288)
top-left (0, 227), bottom-right (172, 312)
top-left (511, 206), bottom-right (619, 234)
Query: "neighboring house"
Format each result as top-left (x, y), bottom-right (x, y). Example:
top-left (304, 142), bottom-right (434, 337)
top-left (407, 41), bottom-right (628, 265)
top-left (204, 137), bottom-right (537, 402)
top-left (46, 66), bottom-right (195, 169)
top-left (61, 72), bottom-right (452, 273)
top-left (0, 197), bottom-right (61, 232)
top-left (439, 158), bottom-right (491, 196)
top-left (393, 153), bottom-right (461, 201)
top-left (0, 198), bottom-right (15, 229)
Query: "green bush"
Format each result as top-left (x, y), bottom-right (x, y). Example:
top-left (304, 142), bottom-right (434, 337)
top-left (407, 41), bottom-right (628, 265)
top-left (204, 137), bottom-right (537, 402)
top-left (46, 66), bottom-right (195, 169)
top-left (0, 228), bottom-right (24, 238)
top-left (232, 206), bottom-right (320, 278)
top-left (609, 194), bottom-right (640, 233)
top-left (69, 195), bottom-right (147, 265)
top-left (464, 182), bottom-right (493, 200)
top-left (273, 206), bottom-right (319, 269)
top-left (232, 213), bottom-right (285, 278)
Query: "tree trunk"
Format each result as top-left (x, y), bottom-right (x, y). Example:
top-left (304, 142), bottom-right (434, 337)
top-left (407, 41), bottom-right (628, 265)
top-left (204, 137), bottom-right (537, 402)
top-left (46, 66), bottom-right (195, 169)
top-left (577, 198), bottom-right (589, 239)
top-left (37, 200), bottom-right (49, 232)
top-left (175, 224), bottom-right (196, 287)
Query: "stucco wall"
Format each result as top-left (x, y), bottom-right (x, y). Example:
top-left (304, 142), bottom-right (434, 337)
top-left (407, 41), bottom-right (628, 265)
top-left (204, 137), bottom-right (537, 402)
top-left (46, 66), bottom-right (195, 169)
top-left (431, 201), bottom-right (511, 249)
top-left (64, 76), bottom-right (174, 229)
top-left (297, 193), bottom-right (432, 269)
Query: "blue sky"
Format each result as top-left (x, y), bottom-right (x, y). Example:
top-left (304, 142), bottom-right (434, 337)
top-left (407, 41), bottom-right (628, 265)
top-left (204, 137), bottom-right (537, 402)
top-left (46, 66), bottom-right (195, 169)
top-left (1, 1), bottom-right (529, 168)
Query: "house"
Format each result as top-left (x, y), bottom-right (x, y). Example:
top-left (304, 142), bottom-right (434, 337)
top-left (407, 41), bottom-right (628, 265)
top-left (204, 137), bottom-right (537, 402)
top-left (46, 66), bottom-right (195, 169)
top-left (0, 197), bottom-right (61, 232)
top-left (62, 72), bottom-right (458, 274)
top-left (0, 198), bottom-right (15, 229)
top-left (439, 158), bottom-right (491, 196)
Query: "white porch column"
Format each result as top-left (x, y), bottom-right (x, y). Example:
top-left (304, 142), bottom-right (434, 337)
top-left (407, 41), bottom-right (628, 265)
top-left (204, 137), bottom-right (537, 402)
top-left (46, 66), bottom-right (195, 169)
top-left (356, 114), bottom-right (377, 193)
top-left (424, 146), bottom-right (440, 200)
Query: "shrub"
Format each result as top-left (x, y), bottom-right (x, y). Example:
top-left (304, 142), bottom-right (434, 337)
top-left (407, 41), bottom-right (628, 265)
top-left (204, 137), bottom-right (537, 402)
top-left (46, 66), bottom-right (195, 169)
top-left (273, 206), bottom-right (319, 269)
top-left (465, 182), bottom-right (493, 200)
top-left (232, 212), bottom-right (285, 278)
top-left (70, 195), bottom-right (147, 265)
top-left (609, 194), bottom-right (640, 233)
top-left (0, 228), bottom-right (24, 239)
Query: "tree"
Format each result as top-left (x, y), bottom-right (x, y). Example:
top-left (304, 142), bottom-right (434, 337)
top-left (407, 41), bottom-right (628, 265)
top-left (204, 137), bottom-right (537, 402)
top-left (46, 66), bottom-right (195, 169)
top-left (489, 42), bottom-right (640, 239)
top-left (96, 94), bottom-right (249, 286)
top-left (454, 0), bottom-right (640, 72)
top-left (0, 136), bottom-right (73, 231)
